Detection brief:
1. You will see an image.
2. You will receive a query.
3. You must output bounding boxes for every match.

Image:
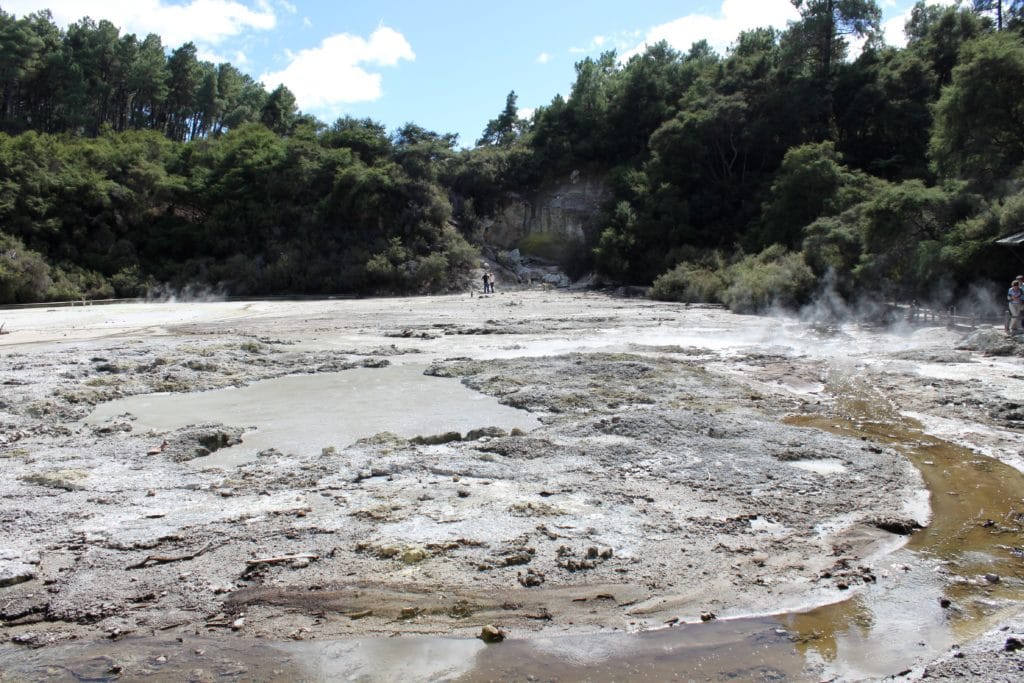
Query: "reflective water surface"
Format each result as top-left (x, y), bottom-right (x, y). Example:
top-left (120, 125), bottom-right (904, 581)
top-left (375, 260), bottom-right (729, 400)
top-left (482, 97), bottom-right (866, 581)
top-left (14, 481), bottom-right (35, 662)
top-left (86, 364), bottom-right (542, 467)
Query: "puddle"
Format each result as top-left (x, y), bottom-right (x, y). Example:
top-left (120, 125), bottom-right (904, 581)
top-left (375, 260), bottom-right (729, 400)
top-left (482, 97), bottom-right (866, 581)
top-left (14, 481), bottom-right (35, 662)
top-left (789, 459), bottom-right (847, 475)
top-left (86, 364), bottom-right (541, 466)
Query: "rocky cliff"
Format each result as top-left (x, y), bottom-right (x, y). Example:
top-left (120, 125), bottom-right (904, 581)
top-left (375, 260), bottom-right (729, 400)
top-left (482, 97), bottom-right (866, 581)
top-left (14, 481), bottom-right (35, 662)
top-left (481, 171), bottom-right (609, 250)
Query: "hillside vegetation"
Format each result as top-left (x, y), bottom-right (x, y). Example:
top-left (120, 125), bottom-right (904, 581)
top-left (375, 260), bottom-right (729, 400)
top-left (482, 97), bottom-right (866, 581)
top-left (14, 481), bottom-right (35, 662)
top-left (1, 1), bottom-right (1023, 311)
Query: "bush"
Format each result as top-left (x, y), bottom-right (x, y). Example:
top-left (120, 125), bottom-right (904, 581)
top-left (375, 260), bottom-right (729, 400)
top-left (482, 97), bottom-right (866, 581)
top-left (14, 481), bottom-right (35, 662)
top-left (651, 246), bottom-right (815, 314)
top-left (210, 254), bottom-right (261, 295)
top-left (720, 246), bottom-right (815, 313)
top-left (413, 252), bottom-right (448, 291)
top-left (0, 233), bottom-right (54, 303)
top-left (439, 223), bottom-right (479, 272)
top-left (109, 265), bottom-right (153, 298)
top-left (650, 260), bottom-right (727, 303)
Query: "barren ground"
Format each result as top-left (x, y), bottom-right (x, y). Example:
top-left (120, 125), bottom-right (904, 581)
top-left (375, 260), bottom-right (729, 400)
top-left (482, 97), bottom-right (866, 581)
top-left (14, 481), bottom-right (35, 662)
top-left (1, 291), bottom-right (1023, 680)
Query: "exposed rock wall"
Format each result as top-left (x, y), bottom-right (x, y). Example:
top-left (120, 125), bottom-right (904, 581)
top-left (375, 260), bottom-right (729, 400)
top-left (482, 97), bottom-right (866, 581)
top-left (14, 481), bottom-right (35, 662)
top-left (482, 171), bottom-right (609, 249)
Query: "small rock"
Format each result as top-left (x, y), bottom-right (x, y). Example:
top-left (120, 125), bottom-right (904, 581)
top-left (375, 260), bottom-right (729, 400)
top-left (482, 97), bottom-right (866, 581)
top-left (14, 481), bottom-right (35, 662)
top-left (939, 597), bottom-right (952, 609)
top-left (230, 617), bottom-right (245, 630)
top-left (410, 431), bottom-right (462, 445)
top-left (518, 569), bottom-right (545, 587)
top-left (347, 610), bottom-right (373, 620)
top-left (478, 625), bottom-right (505, 643)
top-left (20, 469), bottom-right (88, 491)
top-left (0, 561), bottom-right (36, 588)
top-left (400, 607), bottom-right (419, 619)
top-left (400, 546), bottom-right (429, 564)
top-left (503, 551), bottom-right (532, 566)
top-left (871, 517), bottom-right (922, 535)
top-left (146, 439), bottom-right (169, 455)
top-left (1005, 637), bottom-right (1023, 652)
top-left (465, 427), bottom-right (508, 441)
top-left (700, 612), bottom-right (716, 622)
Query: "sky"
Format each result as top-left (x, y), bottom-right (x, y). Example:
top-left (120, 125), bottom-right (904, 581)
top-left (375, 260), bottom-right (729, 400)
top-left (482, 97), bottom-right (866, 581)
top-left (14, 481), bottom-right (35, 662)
top-left (3, 0), bottom-right (957, 148)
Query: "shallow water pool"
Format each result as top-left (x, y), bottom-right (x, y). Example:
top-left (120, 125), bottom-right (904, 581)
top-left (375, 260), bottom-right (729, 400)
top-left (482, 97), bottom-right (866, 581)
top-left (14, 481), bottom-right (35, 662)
top-left (86, 363), bottom-right (541, 467)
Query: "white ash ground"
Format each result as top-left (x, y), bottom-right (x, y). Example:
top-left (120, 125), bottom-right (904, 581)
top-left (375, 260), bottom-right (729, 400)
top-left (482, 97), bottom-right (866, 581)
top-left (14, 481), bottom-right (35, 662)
top-left (0, 292), bottom-right (1021, 661)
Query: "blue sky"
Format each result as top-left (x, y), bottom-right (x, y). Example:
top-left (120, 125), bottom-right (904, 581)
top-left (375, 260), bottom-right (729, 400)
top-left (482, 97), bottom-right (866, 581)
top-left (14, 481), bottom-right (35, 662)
top-left (4, 0), bottom-right (954, 147)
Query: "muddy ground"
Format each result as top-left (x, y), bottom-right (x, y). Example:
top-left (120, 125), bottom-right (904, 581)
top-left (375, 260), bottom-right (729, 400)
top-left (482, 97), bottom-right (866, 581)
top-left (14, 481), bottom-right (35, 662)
top-left (1, 291), bottom-right (1023, 679)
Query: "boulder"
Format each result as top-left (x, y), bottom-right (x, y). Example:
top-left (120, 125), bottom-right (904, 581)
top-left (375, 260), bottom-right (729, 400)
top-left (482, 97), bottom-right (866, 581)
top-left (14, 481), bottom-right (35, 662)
top-left (478, 625), bottom-right (506, 643)
top-left (955, 328), bottom-right (1020, 356)
top-left (0, 549), bottom-right (39, 588)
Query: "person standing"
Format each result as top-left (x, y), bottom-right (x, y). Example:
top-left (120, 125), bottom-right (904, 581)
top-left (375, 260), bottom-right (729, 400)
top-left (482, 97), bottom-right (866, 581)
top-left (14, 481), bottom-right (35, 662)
top-left (1008, 279), bottom-right (1023, 335)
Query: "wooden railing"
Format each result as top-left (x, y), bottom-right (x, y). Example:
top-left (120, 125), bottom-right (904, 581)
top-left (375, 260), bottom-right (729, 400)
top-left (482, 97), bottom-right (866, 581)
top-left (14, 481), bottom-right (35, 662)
top-left (902, 303), bottom-right (1003, 330)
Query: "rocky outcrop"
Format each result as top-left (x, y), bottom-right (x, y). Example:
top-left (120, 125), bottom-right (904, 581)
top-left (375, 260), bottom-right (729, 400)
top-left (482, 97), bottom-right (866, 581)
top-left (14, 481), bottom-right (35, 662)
top-left (481, 171), bottom-right (609, 249)
top-left (955, 327), bottom-right (1022, 356)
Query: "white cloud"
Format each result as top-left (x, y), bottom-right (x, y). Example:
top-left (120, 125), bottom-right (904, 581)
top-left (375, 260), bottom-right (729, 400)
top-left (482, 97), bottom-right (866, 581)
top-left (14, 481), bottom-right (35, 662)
top-left (259, 26), bottom-right (415, 111)
top-left (881, 0), bottom-right (958, 48)
top-left (2, 0), bottom-right (276, 46)
top-left (197, 47), bottom-right (228, 64)
top-left (536, 52), bottom-right (551, 64)
top-left (194, 41), bottom-right (248, 66)
top-left (570, 34), bottom-right (617, 54)
top-left (623, 0), bottom-right (800, 59)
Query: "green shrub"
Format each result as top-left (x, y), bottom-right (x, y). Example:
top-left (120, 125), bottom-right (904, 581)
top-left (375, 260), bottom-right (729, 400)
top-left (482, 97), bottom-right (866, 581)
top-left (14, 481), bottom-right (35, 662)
top-left (413, 252), bottom-right (448, 291)
top-left (650, 262), bottom-right (727, 303)
top-left (439, 224), bottom-right (479, 271)
top-left (109, 265), bottom-right (152, 298)
top-left (0, 233), bottom-right (54, 303)
top-left (652, 246), bottom-right (815, 313)
top-left (364, 252), bottom-right (396, 285)
top-left (210, 254), bottom-right (261, 295)
top-left (720, 246), bottom-right (815, 313)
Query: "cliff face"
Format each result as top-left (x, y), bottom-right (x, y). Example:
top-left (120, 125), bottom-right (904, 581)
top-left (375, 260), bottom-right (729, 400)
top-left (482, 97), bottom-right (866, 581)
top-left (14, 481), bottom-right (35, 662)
top-left (481, 171), bottom-right (609, 249)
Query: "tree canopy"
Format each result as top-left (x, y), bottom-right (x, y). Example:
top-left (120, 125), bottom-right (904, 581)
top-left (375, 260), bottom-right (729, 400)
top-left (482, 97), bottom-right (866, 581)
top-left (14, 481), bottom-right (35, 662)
top-left (1, 3), bottom-right (1022, 311)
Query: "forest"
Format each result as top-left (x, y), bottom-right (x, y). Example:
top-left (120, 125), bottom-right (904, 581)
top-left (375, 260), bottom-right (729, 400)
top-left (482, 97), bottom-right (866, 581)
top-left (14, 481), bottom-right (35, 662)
top-left (1, 1), bottom-right (1023, 313)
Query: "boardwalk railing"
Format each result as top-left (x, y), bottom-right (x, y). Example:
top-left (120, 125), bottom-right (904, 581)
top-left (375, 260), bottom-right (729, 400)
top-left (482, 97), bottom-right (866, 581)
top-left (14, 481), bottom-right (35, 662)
top-left (902, 303), bottom-right (1002, 330)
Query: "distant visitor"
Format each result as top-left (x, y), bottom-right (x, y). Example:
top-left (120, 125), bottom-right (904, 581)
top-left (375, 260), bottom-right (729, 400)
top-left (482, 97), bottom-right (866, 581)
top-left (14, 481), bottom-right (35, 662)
top-left (1008, 277), bottom-right (1023, 336)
